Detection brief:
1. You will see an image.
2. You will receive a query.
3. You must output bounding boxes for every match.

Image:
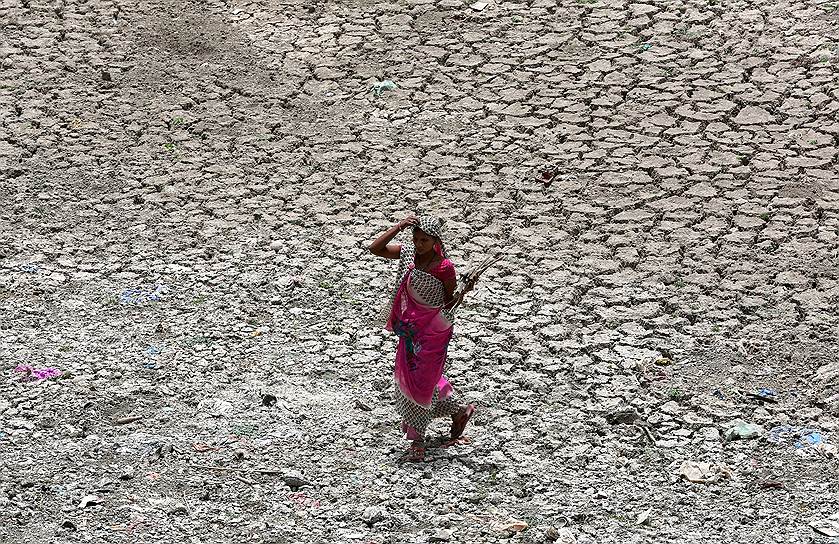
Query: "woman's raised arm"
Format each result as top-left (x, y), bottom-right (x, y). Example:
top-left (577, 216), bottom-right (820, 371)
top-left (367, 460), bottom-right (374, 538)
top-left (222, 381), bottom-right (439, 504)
top-left (369, 216), bottom-right (418, 259)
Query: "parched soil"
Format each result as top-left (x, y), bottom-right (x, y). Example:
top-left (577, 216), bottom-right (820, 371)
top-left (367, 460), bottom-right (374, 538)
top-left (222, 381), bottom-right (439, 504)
top-left (1, 0), bottom-right (838, 542)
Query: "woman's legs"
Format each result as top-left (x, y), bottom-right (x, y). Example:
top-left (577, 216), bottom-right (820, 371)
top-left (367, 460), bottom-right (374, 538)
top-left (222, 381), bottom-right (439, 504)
top-left (395, 385), bottom-right (472, 459)
top-left (429, 392), bottom-right (462, 418)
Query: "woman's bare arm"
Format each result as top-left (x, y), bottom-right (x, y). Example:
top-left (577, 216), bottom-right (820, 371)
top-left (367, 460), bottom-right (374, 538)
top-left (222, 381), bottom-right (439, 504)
top-left (369, 216), bottom-right (417, 259)
top-left (443, 277), bottom-right (457, 308)
top-left (445, 277), bottom-right (477, 310)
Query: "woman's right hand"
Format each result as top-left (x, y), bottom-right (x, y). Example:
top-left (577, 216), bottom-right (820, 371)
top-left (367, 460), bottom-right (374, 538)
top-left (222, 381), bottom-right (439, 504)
top-left (398, 216), bottom-right (419, 231)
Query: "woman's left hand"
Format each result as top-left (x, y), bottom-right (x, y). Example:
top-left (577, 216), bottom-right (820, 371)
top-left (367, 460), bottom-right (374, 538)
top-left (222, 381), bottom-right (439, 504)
top-left (463, 277), bottom-right (478, 293)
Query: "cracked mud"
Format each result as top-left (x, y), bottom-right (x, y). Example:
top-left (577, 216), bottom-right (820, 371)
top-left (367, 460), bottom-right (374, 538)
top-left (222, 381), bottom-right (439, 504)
top-left (1, 0), bottom-right (839, 542)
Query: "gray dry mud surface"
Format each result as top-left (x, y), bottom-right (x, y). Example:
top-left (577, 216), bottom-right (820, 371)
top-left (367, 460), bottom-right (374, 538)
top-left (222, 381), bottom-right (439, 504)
top-left (2, 0), bottom-right (839, 542)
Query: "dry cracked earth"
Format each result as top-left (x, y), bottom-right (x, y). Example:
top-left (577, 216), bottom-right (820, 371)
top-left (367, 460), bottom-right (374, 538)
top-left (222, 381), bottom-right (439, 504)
top-left (2, 0), bottom-right (839, 542)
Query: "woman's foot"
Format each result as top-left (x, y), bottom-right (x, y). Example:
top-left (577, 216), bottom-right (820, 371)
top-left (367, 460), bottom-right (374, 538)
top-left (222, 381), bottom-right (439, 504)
top-left (450, 404), bottom-right (476, 441)
top-left (406, 440), bottom-right (425, 463)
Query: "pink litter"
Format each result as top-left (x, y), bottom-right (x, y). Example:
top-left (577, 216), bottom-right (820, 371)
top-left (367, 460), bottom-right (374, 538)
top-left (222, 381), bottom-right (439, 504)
top-left (13, 365), bottom-right (62, 381)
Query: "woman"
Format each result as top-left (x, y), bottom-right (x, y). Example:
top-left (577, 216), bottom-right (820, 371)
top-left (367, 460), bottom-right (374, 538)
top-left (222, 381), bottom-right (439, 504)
top-left (369, 215), bottom-right (476, 462)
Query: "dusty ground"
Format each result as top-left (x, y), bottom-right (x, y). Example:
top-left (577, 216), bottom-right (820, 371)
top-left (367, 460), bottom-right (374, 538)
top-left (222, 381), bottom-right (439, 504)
top-left (2, 0), bottom-right (839, 542)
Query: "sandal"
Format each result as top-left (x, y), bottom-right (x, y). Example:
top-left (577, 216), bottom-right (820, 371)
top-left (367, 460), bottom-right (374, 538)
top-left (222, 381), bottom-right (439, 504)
top-left (406, 442), bottom-right (425, 463)
top-left (450, 404), bottom-right (476, 441)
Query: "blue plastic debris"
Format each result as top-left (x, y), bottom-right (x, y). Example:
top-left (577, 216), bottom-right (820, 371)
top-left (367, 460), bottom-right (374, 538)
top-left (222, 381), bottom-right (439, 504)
top-left (371, 80), bottom-right (397, 96)
top-left (795, 431), bottom-right (824, 449)
top-left (120, 284), bottom-right (169, 304)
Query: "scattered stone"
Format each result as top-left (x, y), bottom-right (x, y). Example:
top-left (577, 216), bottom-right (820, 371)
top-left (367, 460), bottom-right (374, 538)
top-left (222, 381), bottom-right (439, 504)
top-left (606, 407), bottom-right (639, 425)
top-left (283, 474), bottom-right (313, 491)
top-left (362, 505), bottom-right (386, 526)
top-left (678, 461), bottom-right (732, 484)
top-left (78, 495), bottom-right (101, 509)
top-left (429, 529), bottom-right (453, 542)
top-left (636, 509), bottom-right (652, 526)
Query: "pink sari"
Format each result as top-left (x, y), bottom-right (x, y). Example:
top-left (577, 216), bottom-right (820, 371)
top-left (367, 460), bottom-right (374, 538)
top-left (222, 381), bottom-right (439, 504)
top-left (386, 264), bottom-right (454, 408)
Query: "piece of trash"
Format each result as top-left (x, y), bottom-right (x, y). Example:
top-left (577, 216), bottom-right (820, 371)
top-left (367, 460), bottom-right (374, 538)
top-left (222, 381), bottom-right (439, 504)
top-left (795, 431), bottom-right (825, 449)
top-left (146, 345), bottom-right (163, 356)
top-left (354, 399), bottom-right (372, 411)
top-left (640, 43), bottom-right (652, 51)
top-left (724, 420), bottom-right (764, 441)
top-left (469, 1), bottom-right (488, 10)
top-left (810, 514), bottom-right (839, 537)
top-left (287, 491), bottom-right (321, 509)
top-left (114, 415), bottom-right (145, 425)
top-left (60, 519), bottom-right (77, 531)
top-left (78, 494), bottom-right (101, 509)
top-left (758, 480), bottom-right (784, 489)
top-left (539, 168), bottom-right (558, 186)
top-left (745, 388), bottom-right (777, 404)
top-left (635, 508), bottom-right (652, 526)
top-left (677, 460), bottom-right (732, 484)
top-left (197, 398), bottom-right (234, 417)
top-left (192, 443), bottom-right (219, 453)
top-left (653, 357), bottom-right (673, 366)
top-left (19, 263), bottom-right (39, 273)
top-left (120, 284), bottom-right (169, 304)
top-left (13, 365), bottom-right (61, 381)
top-left (554, 528), bottom-right (577, 544)
top-left (492, 519), bottom-right (528, 532)
top-left (768, 426), bottom-right (836, 457)
top-left (261, 393), bottom-right (277, 407)
top-left (711, 388), bottom-right (725, 399)
top-left (768, 425), bottom-right (823, 446)
top-left (370, 80), bottom-right (397, 96)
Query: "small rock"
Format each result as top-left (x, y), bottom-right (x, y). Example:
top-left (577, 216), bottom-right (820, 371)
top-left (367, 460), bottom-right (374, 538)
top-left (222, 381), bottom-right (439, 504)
top-left (269, 240), bottom-right (283, 251)
top-left (606, 407), bottom-right (639, 425)
top-left (283, 474), bottom-right (313, 491)
top-left (354, 399), bottom-right (373, 411)
top-left (78, 494), bottom-right (101, 509)
top-left (429, 528), bottom-right (453, 542)
top-left (362, 505), bottom-right (385, 526)
top-left (167, 503), bottom-right (188, 516)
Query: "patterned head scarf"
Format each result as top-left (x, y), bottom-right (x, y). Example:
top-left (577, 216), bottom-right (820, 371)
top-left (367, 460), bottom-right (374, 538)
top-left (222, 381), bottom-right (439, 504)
top-left (416, 217), bottom-right (447, 258)
top-left (379, 216), bottom-right (449, 327)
